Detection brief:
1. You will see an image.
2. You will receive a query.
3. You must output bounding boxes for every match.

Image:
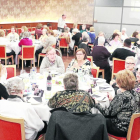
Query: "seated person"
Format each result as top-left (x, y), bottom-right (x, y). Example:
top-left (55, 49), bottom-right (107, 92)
top-left (94, 31), bottom-right (110, 46)
top-left (92, 37), bottom-right (111, 83)
top-left (78, 34), bottom-right (90, 56)
top-left (39, 29), bottom-right (48, 43)
top-left (67, 48), bottom-right (96, 75)
top-left (40, 46), bottom-right (65, 74)
top-left (0, 64), bottom-right (9, 100)
top-left (35, 30), bottom-right (56, 62)
top-left (72, 29), bottom-right (82, 47)
top-left (0, 77), bottom-right (45, 140)
top-left (70, 23), bottom-right (77, 33)
top-left (110, 33), bottom-right (122, 47)
top-left (7, 26), bottom-right (19, 41)
top-left (88, 26), bottom-right (96, 44)
top-left (129, 31), bottom-right (140, 47)
top-left (94, 70), bottom-right (137, 137)
top-left (121, 28), bottom-right (128, 42)
top-left (110, 39), bottom-right (135, 60)
top-left (35, 23), bottom-right (43, 39)
top-left (48, 73), bottom-right (95, 113)
top-left (0, 29), bottom-right (15, 64)
top-left (18, 32), bottom-right (33, 67)
top-left (19, 26), bottom-right (31, 40)
top-left (110, 56), bottom-right (136, 94)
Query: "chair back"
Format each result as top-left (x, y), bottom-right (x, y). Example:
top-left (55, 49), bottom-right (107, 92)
top-left (22, 46), bottom-right (35, 60)
top-left (28, 28), bottom-right (32, 32)
top-left (0, 115), bottom-right (25, 140)
top-left (32, 27), bottom-right (36, 31)
top-left (127, 113), bottom-right (140, 140)
top-left (6, 29), bottom-right (11, 35)
top-left (59, 38), bottom-right (68, 48)
top-left (0, 45), bottom-right (6, 58)
top-left (91, 66), bottom-right (99, 78)
top-left (18, 28), bottom-right (22, 35)
top-left (112, 58), bottom-right (125, 79)
top-left (5, 65), bottom-right (16, 79)
top-left (87, 56), bottom-right (93, 66)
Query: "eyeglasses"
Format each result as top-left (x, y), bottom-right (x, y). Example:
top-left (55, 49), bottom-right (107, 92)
top-left (125, 62), bottom-right (135, 65)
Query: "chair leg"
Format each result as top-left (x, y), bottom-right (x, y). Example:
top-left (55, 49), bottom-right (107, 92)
top-left (12, 56), bottom-right (14, 64)
top-left (38, 55), bottom-right (40, 67)
top-left (102, 71), bottom-right (105, 79)
top-left (18, 57), bottom-right (19, 68)
top-left (5, 59), bottom-right (7, 65)
top-left (33, 59), bottom-right (35, 67)
top-left (30, 60), bottom-right (32, 68)
top-left (22, 60), bottom-right (23, 70)
top-left (67, 47), bottom-right (68, 57)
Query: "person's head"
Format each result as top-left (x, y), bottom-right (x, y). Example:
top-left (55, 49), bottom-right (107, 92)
top-left (98, 36), bottom-right (105, 46)
top-left (36, 23), bottom-right (42, 29)
top-left (116, 69), bottom-right (136, 91)
top-left (6, 77), bottom-right (25, 97)
top-left (0, 29), bottom-right (5, 37)
top-left (46, 47), bottom-right (56, 62)
top-left (113, 30), bottom-right (119, 33)
top-left (23, 32), bottom-right (30, 38)
top-left (124, 39), bottom-right (131, 48)
top-left (90, 27), bottom-right (95, 32)
top-left (63, 73), bottom-right (78, 90)
top-left (64, 27), bottom-right (70, 33)
top-left (11, 26), bottom-right (16, 34)
top-left (75, 48), bottom-right (87, 61)
top-left (43, 25), bottom-right (48, 29)
top-left (82, 32), bottom-right (89, 40)
top-left (72, 29), bottom-right (79, 34)
top-left (98, 31), bottom-right (104, 37)
top-left (48, 30), bottom-right (54, 36)
top-left (112, 33), bottom-right (119, 41)
top-left (122, 28), bottom-right (126, 35)
top-left (42, 29), bottom-right (47, 36)
top-left (132, 31), bottom-right (139, 38)
top-left (62, 14), bottom-right (66, 20)
top-left (82, 24), bottom-right (86, 30)
top-left (21, 26), bottom-right (28, 33)
top-left (136, 68), bottom-right (140, 83)
top-left (73, 23), bottom-right (77, 29)
top-left (125, 56), bottom-right (135, 71)
top-left (82, 34), bottom-right (89, 43)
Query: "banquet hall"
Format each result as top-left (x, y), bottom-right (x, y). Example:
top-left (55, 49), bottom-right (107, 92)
top-left (0, 0), bottom-right (140, 140)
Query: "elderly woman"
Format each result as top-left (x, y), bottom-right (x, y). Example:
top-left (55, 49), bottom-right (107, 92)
top-left (94, 70), bottom-right (137, 137)
top-left (7, 26), bottom-right (19, 41)
top-left (19, 26), bottom-right (30, 40)
top-left (0, 77), bottom-right (46, 140)
top-left (78, 34), bottom-right (90, 56)
top-left (0, 29), bottom-right (15, 64)
top-left (67, 48), bottom-right (96, 75)
top-left (94, 31), bottom-right (110, 46)
top-left (130, 31), bottom-right (140, 47)
top-left (92, 36), bottom-right (111, 83)
top-left (18, 32), bottom-right (33, 67)
top-left (48, 73), bottom-right (95, 113)
top-left (110, 33), bottom-right (122, 47)
top-left (88, 27), bottom-right (96, 44)
top-left (0, 64), bottom-right (9, 100)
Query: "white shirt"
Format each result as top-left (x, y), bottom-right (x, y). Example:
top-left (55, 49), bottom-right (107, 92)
top-left (0, 37), bottom-right (12, 53)
top-left (0, 98), bottom-right (44, 140)
top-left (58, 17), bottom-right (66, 28)
top-left (7, 32), bottom-right (19, 41)
top-left (121, 33), bottom-right (128, 42)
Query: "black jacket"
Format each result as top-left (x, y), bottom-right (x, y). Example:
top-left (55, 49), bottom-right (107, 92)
top-left (0, 83), bottom-right (9, 100)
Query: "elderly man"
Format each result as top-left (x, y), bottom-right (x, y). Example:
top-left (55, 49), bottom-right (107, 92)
top-left (7, 26), bottom-right (19, 41)
top-left (0, 77), bottom-right (45, 140)
top-left (110, 39), bottom-right (135, 61)
top-left (40, 46), bottom-right (65, 74)
top-left (57, 14), bottom-right (67, 32)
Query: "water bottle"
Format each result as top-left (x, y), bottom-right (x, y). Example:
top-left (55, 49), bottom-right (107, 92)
top-left (78, 68), bottom-right (83, 81)
top-left (47, 71), bottom-right (52, 91)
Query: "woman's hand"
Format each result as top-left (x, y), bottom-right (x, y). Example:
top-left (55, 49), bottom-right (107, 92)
top-left (107, 92), bottom-right (113, 101)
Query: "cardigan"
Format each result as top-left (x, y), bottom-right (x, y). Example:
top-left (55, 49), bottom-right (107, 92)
top-left (40, 55), bottom-right (65, 74)
top-left (95, 90), bottom-right (137, 132)
top-left (89, 32), bottom-right (96, 44)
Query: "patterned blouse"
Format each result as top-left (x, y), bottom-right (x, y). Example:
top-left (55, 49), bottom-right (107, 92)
top-left (95, 90), bottom-right (137, 132)
top-left (134, 81), bottom-right (140, 111)
top-left (48, 90), bottom-right (95, 113)
top-left (67, 59), bottom-right (94, 75)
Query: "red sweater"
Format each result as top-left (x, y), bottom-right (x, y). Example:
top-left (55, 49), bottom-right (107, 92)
top-left (18, 38), bottom-right (33, 55)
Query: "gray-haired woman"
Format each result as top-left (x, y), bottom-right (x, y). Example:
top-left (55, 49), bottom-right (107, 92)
top-left (18, 31), bottom-right (33, 67)
top-left (48, 73), bottom-right (95, 113)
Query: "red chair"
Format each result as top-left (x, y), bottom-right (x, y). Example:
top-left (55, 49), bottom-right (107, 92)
top-left (91, 67), bottom-right (99, 78)
top-left (49, 26), bottom-right (52, 30)
top-left (5, 65), bottom-right (16, 79)
top-left (6, 29), bottom-right (11, 35)
top-left (18, 28), bottom-right (22, 35)
top-left (32, 27), bottom-right (36, 31)
top-left (112, 58), bottom-right (125, 79)
top-left (0, 115), bottom-right (25, 140)
top-left (0, 45), bottom-right (14, 65)
top-left (108, 113), bottom-right (140, 140)
top-left (18, 45), bottom-right (35, 70)
top-left (28, 27), bottom-right (32, 32)
top-left (59, 37), bottom-right (69, 57)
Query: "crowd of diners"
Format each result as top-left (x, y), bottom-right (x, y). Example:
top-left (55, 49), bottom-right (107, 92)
top-left (0, 19), bottom-right (140, 139)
